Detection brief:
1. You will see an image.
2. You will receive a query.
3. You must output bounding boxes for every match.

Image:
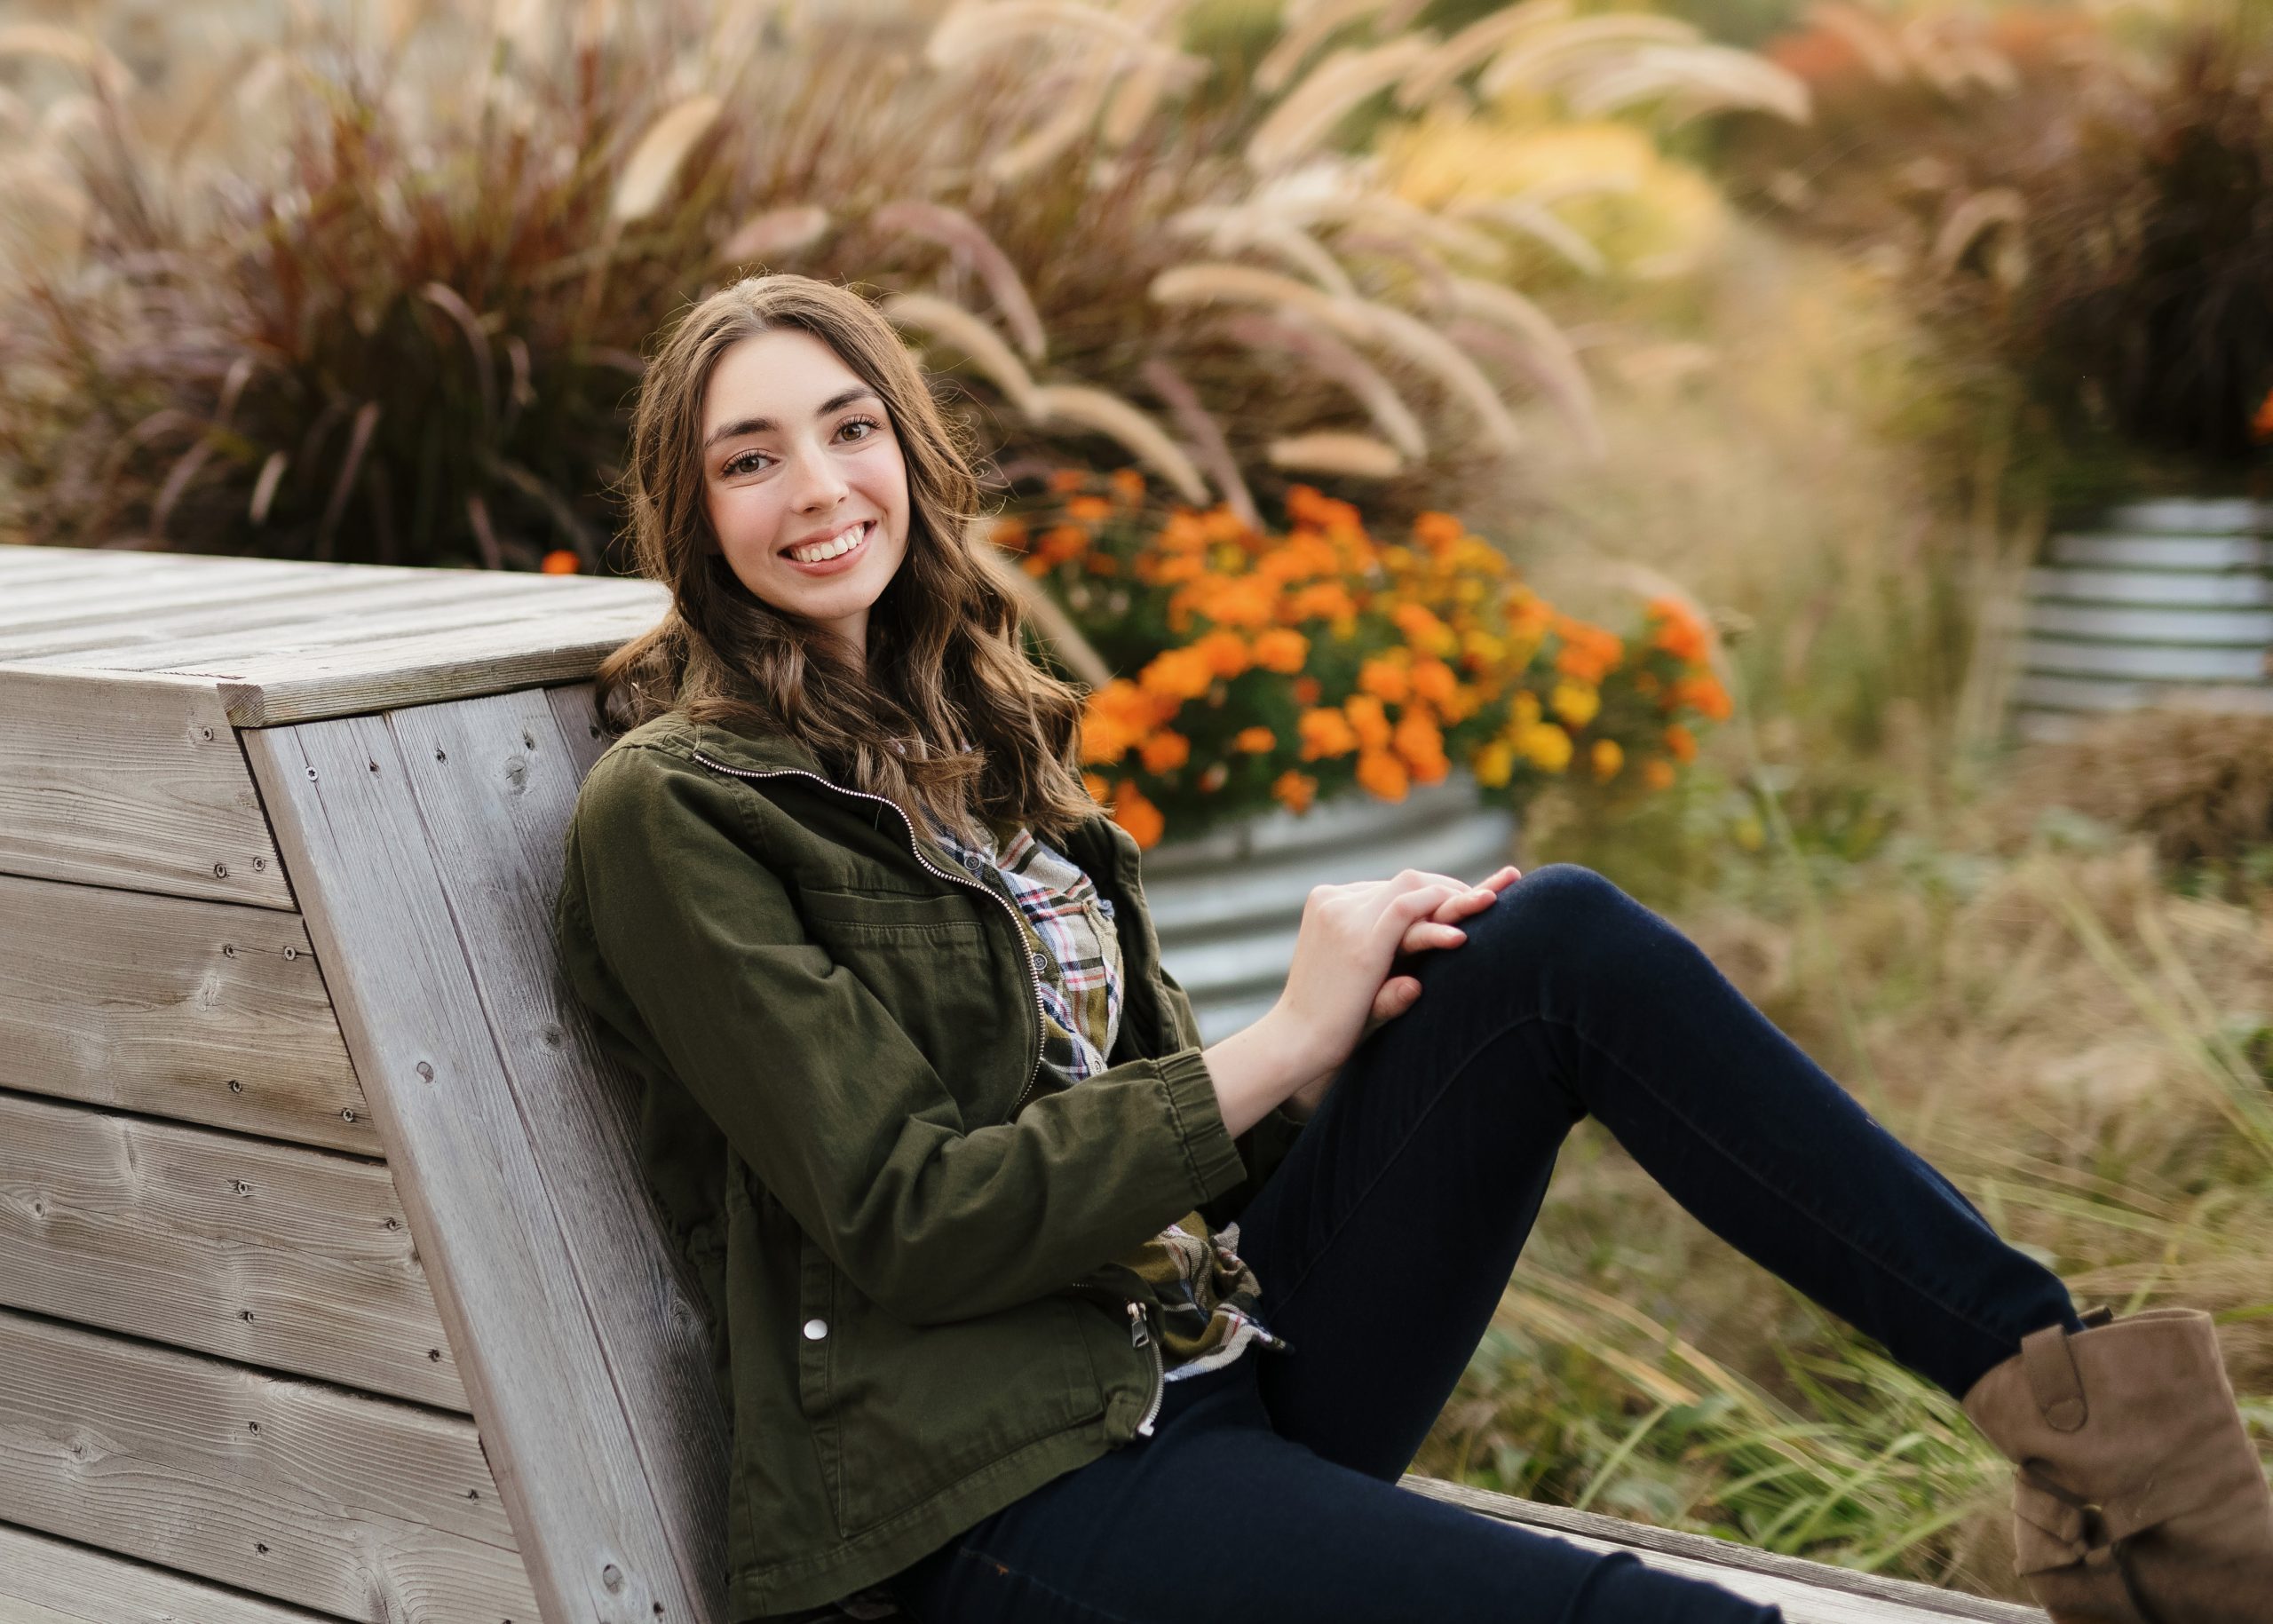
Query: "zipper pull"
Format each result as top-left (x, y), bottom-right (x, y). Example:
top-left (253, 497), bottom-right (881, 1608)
top-left (1126, 1302), bottom-right (1151, 1349)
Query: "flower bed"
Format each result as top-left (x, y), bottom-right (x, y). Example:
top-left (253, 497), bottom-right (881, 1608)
top-left (994, 471), bottom-right (1733, 847)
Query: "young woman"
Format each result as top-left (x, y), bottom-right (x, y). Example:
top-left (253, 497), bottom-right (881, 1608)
top-left (555, 273), bottom-right (2272, 1624)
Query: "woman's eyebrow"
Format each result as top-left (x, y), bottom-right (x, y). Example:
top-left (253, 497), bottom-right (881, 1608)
top-left (703, 386), bottom-right (880, 449)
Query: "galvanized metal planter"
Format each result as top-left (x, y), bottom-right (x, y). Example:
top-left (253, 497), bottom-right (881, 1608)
top-left (2016, 497), bottom-right (2273, 741)
top-left (1144, 773), bottom-right (1517, 1042)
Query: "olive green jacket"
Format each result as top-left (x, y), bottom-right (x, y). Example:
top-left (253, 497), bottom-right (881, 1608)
top-left (551, 711), bottom-right (1309, 1618)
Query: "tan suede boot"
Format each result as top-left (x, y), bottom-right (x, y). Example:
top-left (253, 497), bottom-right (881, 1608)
top-left (1961, 1306), bottom-right (2273, 1624)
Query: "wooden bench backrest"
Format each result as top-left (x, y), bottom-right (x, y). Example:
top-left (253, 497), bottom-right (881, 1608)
top-left (246, 682), bottom-right (729, 1624)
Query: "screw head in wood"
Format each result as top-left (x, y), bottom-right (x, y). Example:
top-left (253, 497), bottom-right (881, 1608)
top-left (416, 1061), bottom-right (435, 1081)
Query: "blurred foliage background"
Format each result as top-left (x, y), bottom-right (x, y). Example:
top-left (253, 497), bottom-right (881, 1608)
top-left (4, 0), bottom-right (2271, 1600)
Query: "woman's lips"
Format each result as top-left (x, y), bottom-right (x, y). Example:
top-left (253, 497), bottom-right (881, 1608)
top-left (780, 519), bottom-right (871, 574)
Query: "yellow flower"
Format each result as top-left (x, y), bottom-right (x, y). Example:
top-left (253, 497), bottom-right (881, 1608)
top-left (1550, 680), bottom-right (1599, 730)
top-left (1473, 739), bottom-right (1516, 788)
top-left (1519, 723), bottom-right (1572, 774)
top-left (1590, 738), bottom-right (1622, 780)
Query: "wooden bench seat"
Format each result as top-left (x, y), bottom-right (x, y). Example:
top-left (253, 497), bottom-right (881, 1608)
top-left (0, 543), bottom-right (2039, 1623)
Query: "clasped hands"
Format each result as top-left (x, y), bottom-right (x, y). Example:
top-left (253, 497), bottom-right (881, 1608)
top-left (1274, 862), bottom-right (1524, 1120)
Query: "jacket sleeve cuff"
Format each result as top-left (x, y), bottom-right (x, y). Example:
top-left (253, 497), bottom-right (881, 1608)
top-left (1157, 1045), bottom-right (1248, 1204)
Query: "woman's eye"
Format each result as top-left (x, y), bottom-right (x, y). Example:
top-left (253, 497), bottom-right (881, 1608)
top-left (840, 416), bottom-right (881, 440)
top-left (723, 450), bottom-right (768, 477)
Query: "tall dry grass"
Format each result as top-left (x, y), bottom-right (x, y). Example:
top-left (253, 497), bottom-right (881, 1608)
top-left (0, 0), bottom-right (1808, 565)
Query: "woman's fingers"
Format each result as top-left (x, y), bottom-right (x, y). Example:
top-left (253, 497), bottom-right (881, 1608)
top-left (1397, 918), bottom-right (1467, 955)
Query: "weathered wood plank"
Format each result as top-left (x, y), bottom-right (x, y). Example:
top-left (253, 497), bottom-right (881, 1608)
top-left (1401, 1477), bottom-right (2044, 1622)
top-left (244, 719), bottom-right (709, 1624)
top-left (0, 1308), bottom-right (538, 1624)
top-left (0, 558), bottom-right (318, 628)
top-left (545, 682), bottom-right (614, 779)
top-left (0, 569), bottom-right (528, 661)
top-left (0, 1089), bottom-right (463, 1409)
top-left (204, 595), bottom-right (666, 726)
top-left (0, 872), bottom-right (371, 1151)
top-left (0, 668), bottom-right (293, 907)
top-left (389, 688), bottom-right (727, 1604)
top-left (37, 578), bottom-right (598, 675)
top-left (0, 1519), bottom-right (346, 1624)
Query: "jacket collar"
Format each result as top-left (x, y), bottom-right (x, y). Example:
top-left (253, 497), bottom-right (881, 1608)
top-left (636, 708), bottom-right (1136, 880)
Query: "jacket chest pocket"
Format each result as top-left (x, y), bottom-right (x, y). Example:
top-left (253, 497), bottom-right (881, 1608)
top-left (797, 888), bottom-right (1029, 1113)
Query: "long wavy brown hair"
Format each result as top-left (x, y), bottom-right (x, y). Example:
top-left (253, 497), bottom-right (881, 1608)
top-left (596, 273), bottom-right (1096, 845)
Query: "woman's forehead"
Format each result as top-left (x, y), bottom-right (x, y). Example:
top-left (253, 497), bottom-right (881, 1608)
top-left (702, 329), bottom-right (868, 435)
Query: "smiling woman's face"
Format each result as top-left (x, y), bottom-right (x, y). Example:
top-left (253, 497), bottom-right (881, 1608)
top-left (700, 327), bottom-right (911, 663)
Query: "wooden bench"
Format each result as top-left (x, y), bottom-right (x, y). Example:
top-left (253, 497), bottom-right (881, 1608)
top-left (0, 543), bottom-right (2041, 1624)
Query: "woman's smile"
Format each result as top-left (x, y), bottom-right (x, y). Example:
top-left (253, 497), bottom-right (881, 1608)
top-left (780, 517), bottom-right (875, 573)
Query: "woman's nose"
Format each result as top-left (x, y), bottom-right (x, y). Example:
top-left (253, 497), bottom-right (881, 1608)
top-left (786, 440), bottom-right (851, 510)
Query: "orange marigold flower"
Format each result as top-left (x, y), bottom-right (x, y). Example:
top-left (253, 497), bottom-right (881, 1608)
top-left (1292, 675), bottom-right (1323, 705)
top-left (1410, 657), bottom-right (1460, 705)
top-left (1109, 467), bottom-right (1147, 503)
top-left (1139, 731), bottom-right (1191, 772)
top-left (1113, 783), bottom-right (1166, 848)
top-left (1671, 672), bottom-right (1733, 722)
top-left (1392, 601), bottom-right (1457, 655)
top-left (1391, 711), bottom-right (1447, 782)
top-left (1298, 708), bottom-right (1360, 759)
top-left (1020, 554), bottom-right (1051, 577)
top-left (1233, 725), bottom-right (1277, 753)
top-left (1356, 749), bottom-right (1410, 802)
top-left (1591, 739), bottom-right (1623, 780)
top-left (1048, 468), bottom-right (1089, 494)
top-left (1272, 769), bottom-right (1318, 815)
top-left (1081, 772), bottom-right (1111, 801)
top-left (1194, 630), bottom-right (1252, 677)
top-left (1413, 511), bottom-right (1465, 552)
top-left (1065, 495), bottom-right (1113, 523)
top-left (989, 517), bottom-right (1030, 551)
top-left (1343, 693), bottom-right (1392, 751)
top-left (1138, 646), bottom-right (1215, 701)
top-left (542, 550), bottom-right (582, 574)
top-left (1664, 723), bottom-right (1698, 763)
top-left (1649, 598), bottom-right (1710, 664)
top-left (1287, 581), bottom-right (1357, 622)
top-left (1358, 654), bottom-right (1412, 704)
top-left (1252, 627), bottom-right (1310, 673)
top-left (1643, 758), bottom-right (1676, 790)
top-left (1037, 524), bottom-right (1088, 565)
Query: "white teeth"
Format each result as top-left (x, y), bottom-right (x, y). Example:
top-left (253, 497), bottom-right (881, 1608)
top-left (788, 521), bottom-right (867, 564)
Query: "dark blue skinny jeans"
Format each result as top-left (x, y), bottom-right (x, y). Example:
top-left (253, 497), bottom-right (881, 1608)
top-left (882, 863), bottom-right (2079, 1623)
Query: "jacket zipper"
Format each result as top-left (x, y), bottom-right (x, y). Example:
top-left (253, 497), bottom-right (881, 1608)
top-left (1126, 1301), bottom-right (1165, 1438)
top-left (689, 749), bottom-right (1047, 1113)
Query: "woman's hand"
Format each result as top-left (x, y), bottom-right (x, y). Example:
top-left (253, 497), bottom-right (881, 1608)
top-left (1200, 864), bottom-right (1522, 1137)
top-left (1275, 863), bottom-right (1522, 1116)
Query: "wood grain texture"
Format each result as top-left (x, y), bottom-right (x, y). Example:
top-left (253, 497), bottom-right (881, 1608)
top-left (0, 570), bottom-right (536, 662)
top-left (545, 683), bottom-right (614, 780)
top-left (0, 1519), bottom-right (344, 1624)
top-left (206, 595), bottom-right (666, 725)
top-left (0, 872), bottom-right (372, 1150)
top-left (0, 1089), bottom-right (464, 1409)
top-left (51, 580), bottom-right (603, 676)
top-left (1400, 1477), bottom-right (2045, 1622)
top-left (244, 718), bottom-right (709, 1624)
top-left (388, 688), bottom-right (728, 1605)
top-left (0, 1308), bottom-right (538, 1624)
top-left (0, 667), bottom-right (293, 907)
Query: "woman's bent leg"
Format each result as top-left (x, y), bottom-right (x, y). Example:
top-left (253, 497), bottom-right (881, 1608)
top-left (884, 1358), bottom-right (1780, 1624)
top-left (1231, 863), bottom-right (2078, 1479)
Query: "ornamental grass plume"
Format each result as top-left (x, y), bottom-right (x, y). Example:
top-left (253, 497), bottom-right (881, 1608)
top-left (996, 467), bottom-right (1730, 847)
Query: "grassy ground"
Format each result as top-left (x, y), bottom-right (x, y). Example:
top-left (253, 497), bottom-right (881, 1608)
top-left (1411, 221), bottom-right (2273, 1599)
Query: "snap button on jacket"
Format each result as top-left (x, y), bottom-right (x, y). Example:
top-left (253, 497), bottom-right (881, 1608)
top-left (552, 713), bottom-right (1309, 1619)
